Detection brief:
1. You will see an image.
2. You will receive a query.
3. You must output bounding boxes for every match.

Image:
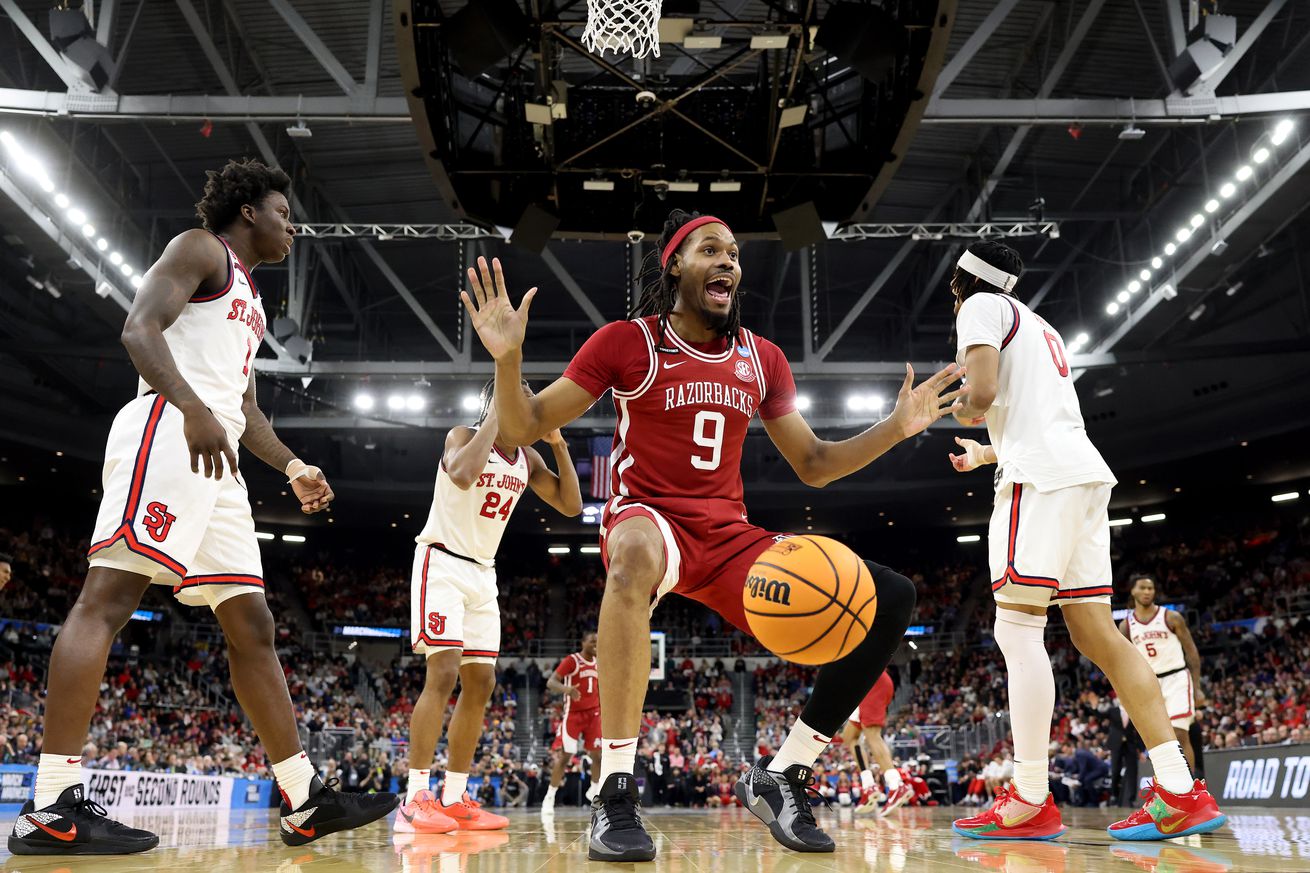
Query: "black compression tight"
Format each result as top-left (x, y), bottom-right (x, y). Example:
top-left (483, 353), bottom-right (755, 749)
top-left (799, 561), bottom-right (917, 737)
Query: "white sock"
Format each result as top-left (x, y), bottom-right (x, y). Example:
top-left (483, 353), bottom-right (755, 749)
top-left (442, 772), bottom-right (469, 806)
top-left (994, 609), bottom-right (1054, 805)
top-left (272, 751), bottom-right (317, 810)
top-left (860, 769), bottom-right (875, 790)
top-left (769, 718), bottom-right (830, 773)
top-left (407, 769), bottom-right (432, 804)
top-left (586, 781), bottom-right (601, 803)
top-left (544, 785), bottom-right (558, 800)
top-left (884, 767), bottom-right (902, 792)
top-left (1148, 741), bottom-right (1194, 794)
top-left (34, 754), bottom-right (83, 810)
top-left (600, 737), bottom-right (638, 783)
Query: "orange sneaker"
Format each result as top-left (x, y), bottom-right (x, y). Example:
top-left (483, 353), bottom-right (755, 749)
top-left (1108, 779), bottom-right (1226, 841)
top-left (438, 797), bottom-right (509, 831)
top-left (951, 783), bottom-right (1066, 841)
top-left (395, 790), bottom-right (457, 834)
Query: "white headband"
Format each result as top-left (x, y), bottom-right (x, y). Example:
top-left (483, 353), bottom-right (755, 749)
top-left (957, 250), bottom-right (1018, 292)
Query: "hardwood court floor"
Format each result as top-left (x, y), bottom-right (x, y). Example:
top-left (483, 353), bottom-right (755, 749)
top-left (1, 805), bottom-right (1305, 872)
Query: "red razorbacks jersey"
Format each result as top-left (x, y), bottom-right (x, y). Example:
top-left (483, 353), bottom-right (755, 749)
top-left (555, 652), bottom-right (599, 711)
top-left (563, 316), bottom-right (796, 503)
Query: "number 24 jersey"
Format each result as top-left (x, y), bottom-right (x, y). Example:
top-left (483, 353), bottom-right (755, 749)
top-left (415, 441), bottom-right (528, 566)
top-left (563, 316), bottom-right (797, 505)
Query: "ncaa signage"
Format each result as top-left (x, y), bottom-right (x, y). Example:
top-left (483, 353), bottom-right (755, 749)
top-left (84, 768), bottom-right (234, 812)
top-left (1205, 743), bottom-right (1310, 808)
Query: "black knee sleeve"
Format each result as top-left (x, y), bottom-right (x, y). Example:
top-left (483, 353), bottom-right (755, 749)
top-left (800, 562), bottom-right (917, 736)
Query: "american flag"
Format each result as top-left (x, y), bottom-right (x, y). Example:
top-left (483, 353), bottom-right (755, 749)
top-left (589, 435), bottom-right (612, 500)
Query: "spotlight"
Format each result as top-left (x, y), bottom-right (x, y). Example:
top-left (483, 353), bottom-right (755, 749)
top-left (54, 193), bottom-right (70, 209)
top-left (1175, 227), bottom-right (1192, 243)
top-left (1117, 291), bottom-right (1130, 304)
top-left (461, 394), bottom-right (480, 411)
top-left (95, 238), bottom-right (108, 251)
top-left (406, 394), bottom-right (426, 412)
top-left (1271, 119), bottom-right (1294, 146)
top-left (1159, 284), bottom-right (1177, 300)
top-left (1210, 238), bottom-right (1228, 256)
top-left (1128, 280), bottom-right (1141, 293)
top-left (1235, 165), bottom-right (1253, 181)
top-left (120, 263), bottom-right (133, 277)
top-left (109, 251), bottom-right (123, 266)
top-left (1164, 243), bottom-right (1177, 255)
top-left (1271, 492), bottom-right (1299, 503)
top-left (956, 534), bottom-right (982, 543)
top-left (583, 178), bottom-right (615, 192)
top-left (1106, 302), bottom-right (1120, 315)
top-left (286, 120), bottom-right (312, 139)
top-left (82, 224), bottom-right (95, 237)
top-left (1189, 214), bottom-right (1204, 229)
top-left (1139, 269), bottom-right (1151, 281)
top-left (1204, 199), bottom-right (1219, 213)
top-left (1219, 182), bottom-right (1237, 198)
top-left (709, 179), bottom-right (742, 193)
top-left (795, 394), bottom-right (812, 411)
top-left (1118, 124), bottom-right (1145, 141)
top-left (1252, 147), bottom-right (1270, 164)
top-left (130, 275), bottom-right (143, 289)
top-left (1108, 518), bottom-right (1133, 527)
top-left (1141, 513), bottom-right (1166, 523)
top-left (67, 207), bottom-right (87, 225)
top-left (353, 392), bottom-right (375, 411)
top-left (846, 395), bottom-right (866, 413)
top-left (387, 393), bottom-right (406, 411)
top-left (1150, 257), bottom-right (1163, 269)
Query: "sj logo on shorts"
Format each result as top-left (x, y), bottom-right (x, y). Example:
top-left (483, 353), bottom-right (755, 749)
top-left (141, 502), bottom-right (177, 542)
top-left (427, 612), bottom-right (447, 636)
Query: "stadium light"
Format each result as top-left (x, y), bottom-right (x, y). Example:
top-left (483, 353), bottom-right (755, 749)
top-left (1108, 518), bottom-right (1133, 527)
top-left (131, 275), bottom-right (143, 289)
top-left (1271, 492), bottom-right (1300, 503)
top-left (1128, 280), bottom-right (1142, 294)
top-left (1219, 182), bottom-right (1236, 199)
top-left (405, 394), bottom-right (426, 412)
top-left (795, 394), bottom-right (812, 412)
top-left (254, 531), bottom-right (275, 541)
top-left (353, 392), bottom-right (375, 411)
top-left (956, 534), bottom-right (981, 543)
top-left (1117, 291), bottom-right (1130, 304)
top-left (1235, 165), bottom-right (1253, 181)
top-left (1188, 214), bottom-right (1204, 229)
top-left (54, 192), bottom-right (69, 209)
top-left (1150, 257), bottom-right (1163, 269)
top-left (67, 207), bottom-right (87, 225)
top-left (1271, 119), bottom-right (1294, 146)
top-left (461, 394), bottom-right (480, 412)
top-left (579, 545), bottom-right (602, 554)
top-left (1073, 332), bottom-right (1089, 346)
top-left (386, 393), bottom-right (406, 411)
top-left (281, 534), bottom-right (307, 543)
top-left (1139, 269), bottom-right (1151, 281)
top-left (1141, 513), bottom-right (1166, 523)
top-left (1204, 199), bottom-right (1219, 213)
top-left (1252, 147), bottom-right (1270, 164)
top-left (1106, 302), bottom-right (1120, 315)
top-left (547, 545), bottom-right (571, 554)
top-left (1175, 227), bottom-right (1192, 243)
top-left (846, 393), bottom-right (884, 413)
top-left (1164, 242), bottom-right (1177, 255)
top-left (95, 237), bottom-right (108, 251)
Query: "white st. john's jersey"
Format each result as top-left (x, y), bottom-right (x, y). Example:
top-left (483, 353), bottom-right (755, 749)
top-left (416, 438), bottom-right (530, 565)
top-left (1128, 607), bottom-right (1187, 675)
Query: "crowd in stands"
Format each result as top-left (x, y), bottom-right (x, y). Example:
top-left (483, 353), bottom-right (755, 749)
top-left (0, 508), bottom-right (1306, 808)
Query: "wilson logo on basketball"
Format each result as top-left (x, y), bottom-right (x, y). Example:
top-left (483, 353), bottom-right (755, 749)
top-left (141, 501), bottom-right (176, 542)
top-left (427, 612), bottom-right (447, 636)
top-left (747, 575), bottom-right (791, 606)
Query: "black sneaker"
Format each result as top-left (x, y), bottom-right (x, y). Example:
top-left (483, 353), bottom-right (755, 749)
top-left (280, 776), bottom-right (400, 846)
top-left (7, 784), bottom-right (159, 855)
top-left (588, 773), bottom-right (656, 862)
top-left (735, 755), bottom-right (835, 853)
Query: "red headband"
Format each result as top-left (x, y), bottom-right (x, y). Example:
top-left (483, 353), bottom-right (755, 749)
top-left (660, 215), bottom-right (733, 268)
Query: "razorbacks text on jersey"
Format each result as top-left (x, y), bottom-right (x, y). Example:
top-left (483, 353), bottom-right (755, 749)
top-left (556, 652), bottom-right (599, 711)
top-left (415, 441), bottom-right (529, 565)
top-left (137, 232), bottom-right (266, 441)
top-left (562, 315), bottom-right (796, 503)
top-left (1128, 607), bottom-right (1187, 675)
top-left (954, 292), bottom-right (1114, 492)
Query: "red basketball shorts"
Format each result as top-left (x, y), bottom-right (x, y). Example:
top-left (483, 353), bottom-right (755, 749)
top-left (600, 496), bottom-right (786, 634)
top-left (848, 671), bottom-right (895, 727)
top-left (552, 704), bottom-right (601, 755)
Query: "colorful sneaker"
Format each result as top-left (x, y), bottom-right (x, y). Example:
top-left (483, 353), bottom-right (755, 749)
top-left (880, 783), bottom-right (915, 816)
top-left (953, 837), bottom-right (1069, 871)
top-left (395, 790), bottom-right (457, 834)
top-left (7, 785), bottom-right (159, 855)
top-left (438, 796), bottom-right (509, 830)
top-left (951, 783), bottom-right (1066, 841)
top-left (1108, 779), bottom-right (1226, 841)
top-left (280, 776), bottom-right (400, 846)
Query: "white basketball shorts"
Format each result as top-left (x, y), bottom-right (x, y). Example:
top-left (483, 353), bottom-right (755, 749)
top-left (1159, 670), bottom-right (1196, 728)
top-left (87, 395), bottom-right (264, 611)
top-left (988, 481), bottom-right (1114, 608)
top-left (410, 543), bottom-right (500, 665)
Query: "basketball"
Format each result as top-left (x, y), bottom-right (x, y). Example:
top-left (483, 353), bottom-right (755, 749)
top-left (743, 536), bottom-right (876, 665)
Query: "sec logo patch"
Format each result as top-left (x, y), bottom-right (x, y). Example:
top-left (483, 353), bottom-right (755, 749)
top-left (734, 359), bottom-right (754, 383)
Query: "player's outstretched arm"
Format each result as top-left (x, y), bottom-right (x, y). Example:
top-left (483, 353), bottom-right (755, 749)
top-left (239, 373), bottom-right (335, 514)
top-left (525, 433), bottom-right (584, 517)
top-left (763, 362), bottom-right (967, 488)
top-left (443, 414), bottom-right (501, 490)
top-left (1168, 611), bottom-right (1207, 707)
top-left (123, 229), bottom-right (238, 480)
top-left (461, 255), bottom-right (595, 443)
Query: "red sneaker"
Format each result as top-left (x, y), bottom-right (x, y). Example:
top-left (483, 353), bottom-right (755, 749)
top-left (952, 783), bottom-right (1066, 841)
top-left (880, 783), bottom-right (914, 816)
top-left (395, 790), bottom-right (457, 834)
top-left (438, 797), bottom-right (509, 831)
top-left (1108, 779), bottom-right (1226, 841)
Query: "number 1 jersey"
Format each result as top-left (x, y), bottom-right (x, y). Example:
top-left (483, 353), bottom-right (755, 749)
top-left (955, 292), bottom-right (1114, 492)
top-left (563, 315), bottom-right (797, 504)
top-left (416, 441), bottom-right (528, 565)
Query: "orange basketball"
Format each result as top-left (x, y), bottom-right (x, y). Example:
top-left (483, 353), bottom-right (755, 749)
top-left (743, 535), bottom-right (876, 665)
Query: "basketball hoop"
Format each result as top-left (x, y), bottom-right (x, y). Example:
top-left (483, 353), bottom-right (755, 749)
top-left (583, 0), bottom-right (662, 59)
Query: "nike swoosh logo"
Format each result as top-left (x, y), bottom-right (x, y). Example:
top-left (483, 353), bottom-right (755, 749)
top-left (662, 361), bottom-right (686, 370)
top-left (65, 758), bottom-right (82, 764)
top-left (812, 734), bottom-right (829, 743)
top-left (608, 741), bottom-right (635, 749)
top-left (401, 809), bottom-right (416, 823)
top-left (1158, 815), bottom-right (1189, 834)
top-left (284, 821), bottom-right (316, 838)
top-left (28, 817), bottom-right (77, 842)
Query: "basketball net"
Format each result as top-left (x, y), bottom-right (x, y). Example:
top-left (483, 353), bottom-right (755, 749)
top-left (583, 0), bottom-right (663, 59)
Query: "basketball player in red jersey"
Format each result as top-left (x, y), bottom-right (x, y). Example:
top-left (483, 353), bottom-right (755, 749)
top-left (839, 670), bottom-right (912, 814)
top-left (543, 632), bottom-right (602, 811)
top-left (462, 209), bottom-right (967, 861)
top-left (8, 160), bottom-right (396, 856)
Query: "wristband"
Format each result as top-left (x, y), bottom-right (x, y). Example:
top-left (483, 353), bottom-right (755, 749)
top-left (966, 443), bottom-right (991, 469)
top-left (285, 458), bottom-right (321, 483)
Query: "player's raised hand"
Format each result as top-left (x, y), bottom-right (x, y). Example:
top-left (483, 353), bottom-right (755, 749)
top-left (888, 362), bottom-right (969, 439)
top-left (949, 437), bottom-right (990, 473)
top-left (290, 465), bottom-right (335, 514)
top-left (460, 256), bottom-right (537, 361)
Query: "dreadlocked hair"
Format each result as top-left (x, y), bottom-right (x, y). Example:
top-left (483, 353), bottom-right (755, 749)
top-left (630, 208), bottom-right (743, 345)
top-left (195, 158), bottom-right (292, 232)
top-left (475, 377), bottom-right (531, 426)
top-left (954, 240), bottom-right (1025, 302)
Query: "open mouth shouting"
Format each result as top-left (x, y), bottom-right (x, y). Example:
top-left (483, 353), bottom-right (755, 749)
top-left (705, 273), bottom-right (734, 305)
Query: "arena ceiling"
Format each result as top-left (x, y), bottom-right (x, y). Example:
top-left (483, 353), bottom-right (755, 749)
top-left (1, 0), bottom-right (1309, 534)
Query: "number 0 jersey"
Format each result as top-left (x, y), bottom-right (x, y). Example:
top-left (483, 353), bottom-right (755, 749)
top-left (562, 315), bottom-right (796, 504)
top-left (136, 232), bottom-right (266, 441)
top-left (955, 293), bottom-right (1114, 492)
top-left (415, 439), bottom-right (529, 566)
